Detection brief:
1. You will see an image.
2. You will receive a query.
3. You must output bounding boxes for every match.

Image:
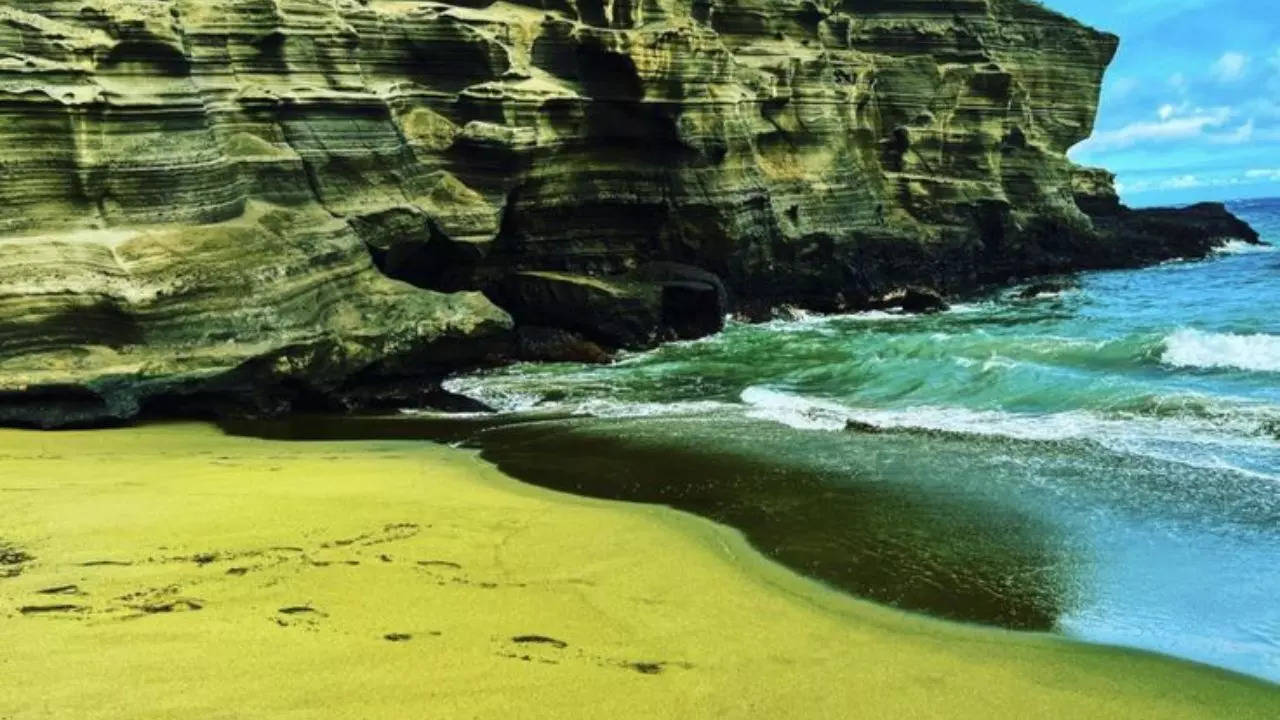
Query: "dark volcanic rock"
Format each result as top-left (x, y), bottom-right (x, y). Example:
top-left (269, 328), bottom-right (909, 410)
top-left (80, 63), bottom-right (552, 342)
top-left (516, 327), bottom-right (612, 365)
top-left (1073, 168), bottom-right (1262, 264)
top-left (633, 263), bottom-right (730, 340)
top-left (493, 265), bottom-right (728, 350)
top-left (660, 280), bottom-right (727, 339)
top-left (900, 289), bottom-right (950, 315)
top-left (1016, 280), bottom-right (1076, 300)
top-left (844, 420), bottom-right (887, 435)
top-left (869, 287), bottom-right (950, 315)
top-left (492, 271), bottom-right (664, 350)
top-left (1105, 203), bottom-right (1261, 260)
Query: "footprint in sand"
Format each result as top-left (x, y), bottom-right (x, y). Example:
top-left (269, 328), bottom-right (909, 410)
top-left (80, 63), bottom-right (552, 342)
top-left (1, 543), bottom-right (33, 579)
top-left (114, 585), bottom-right (204, 617)
top-left (278, 605), bottom-right (325, 616)
top-left (498, 635), bottom-right (692, 675)
top-left (132, 598), bottom-right (204, 614)
top-left (36, 584), bottom-right (82, 596)
top-left (273, 605), bottom-right (326, 630)
top-left (512, 635), bottom-right (568, 649)
top-left (19, 604), bottom-right (87, 616)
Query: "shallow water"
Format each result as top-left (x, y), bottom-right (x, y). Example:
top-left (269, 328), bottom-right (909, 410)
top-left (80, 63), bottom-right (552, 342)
top-left (436, 199), bottom-right (1280, 681)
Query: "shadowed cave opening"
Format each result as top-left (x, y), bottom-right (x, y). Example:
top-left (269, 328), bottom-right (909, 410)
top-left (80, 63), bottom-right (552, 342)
top-left (101, 41), bottom-right (191, 77)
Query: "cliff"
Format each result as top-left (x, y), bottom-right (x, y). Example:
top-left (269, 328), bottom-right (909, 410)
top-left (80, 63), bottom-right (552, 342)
top-left (0, 0), bottom-right (1259, 426)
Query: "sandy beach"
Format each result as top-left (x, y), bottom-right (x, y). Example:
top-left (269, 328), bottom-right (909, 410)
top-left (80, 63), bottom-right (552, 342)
top-left (0, 423), bottom-right (1275, 719)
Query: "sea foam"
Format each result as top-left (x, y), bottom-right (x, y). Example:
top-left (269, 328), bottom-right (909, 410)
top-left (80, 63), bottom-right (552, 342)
top-left (1214, 240), bottom-right (1277, 255)
top-left (741, 386), bottom-right (1106, 440)
top-left (738, 386), bottom-right (1280, 464)
top-left (1162, 329), bottom-right (1280, 373)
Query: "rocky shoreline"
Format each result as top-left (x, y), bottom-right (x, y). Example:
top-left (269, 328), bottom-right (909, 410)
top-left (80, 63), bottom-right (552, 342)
top-left (0, 1), bottom-right (1261, 428)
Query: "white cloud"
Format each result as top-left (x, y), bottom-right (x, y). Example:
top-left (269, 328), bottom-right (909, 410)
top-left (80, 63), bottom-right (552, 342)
top-left (1078, 107), bottom-right (1233, 151)
top-left (1121, 169), bottom-right (1280, 196)
top-left (1157, 102), bottom-right (1194, 121)
top-left (1212, 118), bottom-right (1256, 145)
top-left (1162, 175), bottom-right (1203, 190)
top-left (1211, 52), bottom-right (1249, 83)
top-left (1117, 175), bottom-right (1206, 194)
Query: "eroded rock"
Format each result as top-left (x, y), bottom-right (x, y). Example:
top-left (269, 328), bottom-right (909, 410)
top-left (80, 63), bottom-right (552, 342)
top-left (516, 327), bottom-right (612, 364)
top-left (493, 271), bottom-right (663, 349)
top-left (0, 1), bottom-right (1259, 424)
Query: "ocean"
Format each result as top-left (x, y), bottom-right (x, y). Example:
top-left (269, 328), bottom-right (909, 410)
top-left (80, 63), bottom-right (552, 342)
top-left (440, 198), bottom-right (1280, 682)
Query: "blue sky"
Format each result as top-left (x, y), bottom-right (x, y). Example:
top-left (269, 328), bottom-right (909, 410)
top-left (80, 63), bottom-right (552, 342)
top-left (1045, 1), bottom-right (1280, 206)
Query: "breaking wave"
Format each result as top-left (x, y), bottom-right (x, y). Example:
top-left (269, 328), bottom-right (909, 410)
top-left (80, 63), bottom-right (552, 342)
top-left (1162, 329), bottom-right (1280, 373)
top-left (739, 386), bottom-right (1274, 441)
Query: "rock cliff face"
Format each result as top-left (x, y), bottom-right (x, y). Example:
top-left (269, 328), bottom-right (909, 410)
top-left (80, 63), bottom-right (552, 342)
top-left (0, 0), bottom-right (1259, 425)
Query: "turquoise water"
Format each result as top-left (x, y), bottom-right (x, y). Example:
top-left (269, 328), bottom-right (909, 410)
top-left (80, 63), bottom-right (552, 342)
top-left (443, 199), bottom-right (1280, 681)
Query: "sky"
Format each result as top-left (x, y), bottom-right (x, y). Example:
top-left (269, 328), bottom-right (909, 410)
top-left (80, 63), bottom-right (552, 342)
top-left (1044, 0), bottom-right (1280, 206)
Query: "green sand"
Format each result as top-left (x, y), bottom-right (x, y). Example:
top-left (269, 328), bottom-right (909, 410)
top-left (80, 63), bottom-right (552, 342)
top-left (1, 423), bottom-right (1275, 718)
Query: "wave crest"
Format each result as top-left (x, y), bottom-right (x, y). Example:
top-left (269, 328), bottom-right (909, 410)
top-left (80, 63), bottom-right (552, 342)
top-left (741, 386), bottom-right (1114, 440)
top-left (738, 386), bottom-right (1279, 451)
top-left (1162, 329), bottom-right (1280, 373)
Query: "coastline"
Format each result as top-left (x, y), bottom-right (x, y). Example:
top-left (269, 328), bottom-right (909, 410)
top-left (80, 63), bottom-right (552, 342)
top-left (1, 423), bottom-right (1275, 718)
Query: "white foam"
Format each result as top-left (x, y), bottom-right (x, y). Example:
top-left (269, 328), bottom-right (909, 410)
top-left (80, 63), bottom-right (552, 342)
top-left (1105, 439), bottom-right (1280, 483)
top-left (846, 310), bottom-right (907, 321)
top-left (439, 378), bottom-right (1280, 479)
top-left (442, 374), bottom-right (737, 419)
top-left (738, 386), bottom-right (1280, 463)
top-left (757, 302), bottom-right (995, 334)
top-left (567, 398), bottom-right (735, 418)
top-left (981, 355), bottom-right (1019, 372)
top-left (947, 302), bottom-right (996, 314)
top-left (1215, 240), bottom-right (1277, 255)
top-left (758, 310), bottom-right (891, 334)
top-left (739, 387), bottom-right (856, 431)
top-left (441, 376), bottom-right (544, 412)
top-left (1162, 329), bottom-right (1280, 373)
top-left (741, 386), bottom-right (1100, 440)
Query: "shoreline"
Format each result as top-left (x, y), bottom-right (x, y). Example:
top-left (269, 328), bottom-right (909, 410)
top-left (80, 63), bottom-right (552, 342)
top-left (1, 422), bottom-right (1275, 718)
top-left (0, 204), bottom-right (1262, 432)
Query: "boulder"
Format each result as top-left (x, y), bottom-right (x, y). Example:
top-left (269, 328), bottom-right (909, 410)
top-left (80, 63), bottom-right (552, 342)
top-left (870, 287), bottom-right (950, 314)
top-left (1016, 280), bottom-right (1076, 300)
top-left (491, 265), bottom-right (730, 350)
top-left (516, 327), bottom-right (612, 365)
top-left (491, 272), bottom-right (663, 349)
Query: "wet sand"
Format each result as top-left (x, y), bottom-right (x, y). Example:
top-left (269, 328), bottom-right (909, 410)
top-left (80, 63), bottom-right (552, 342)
top-left (1, 423), bottom-right (1276, 718)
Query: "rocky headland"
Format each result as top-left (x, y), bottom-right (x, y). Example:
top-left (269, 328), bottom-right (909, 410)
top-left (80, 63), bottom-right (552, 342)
top-left (0, 0), bottom-right (1260, 427)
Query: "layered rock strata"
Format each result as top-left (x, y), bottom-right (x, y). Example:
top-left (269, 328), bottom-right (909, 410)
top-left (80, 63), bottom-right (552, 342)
top-left (0, 205), bottom-right (510, 426)
top-left (0, 0), bottom-right (1259, 425)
